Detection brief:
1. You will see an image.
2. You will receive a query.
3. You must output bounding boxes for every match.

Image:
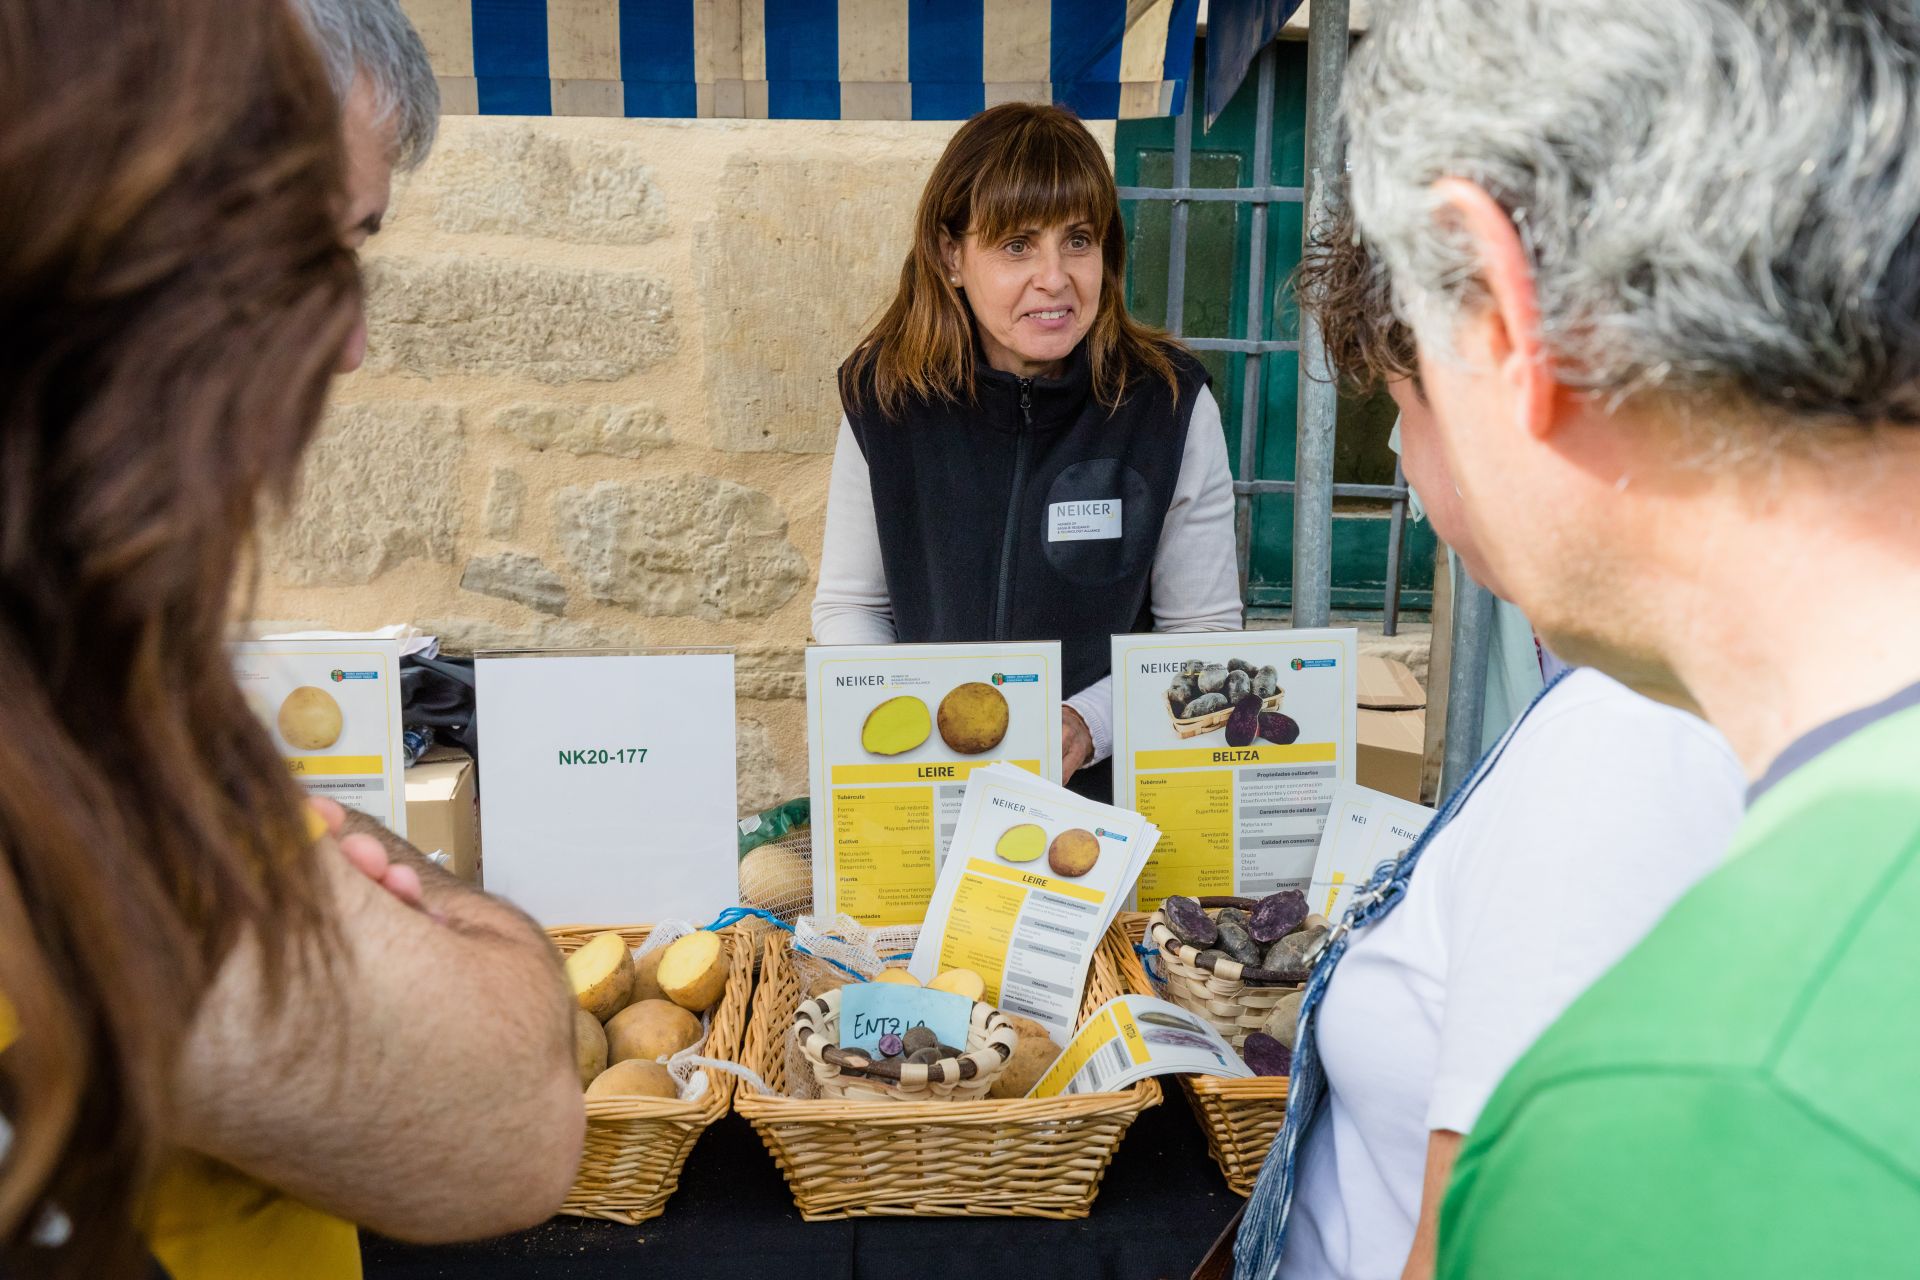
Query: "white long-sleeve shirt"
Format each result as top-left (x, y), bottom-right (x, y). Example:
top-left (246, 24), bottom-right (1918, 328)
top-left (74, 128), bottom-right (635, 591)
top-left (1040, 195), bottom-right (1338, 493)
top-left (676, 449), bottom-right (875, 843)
top-left (810, 386), bottom-right (1244, 765)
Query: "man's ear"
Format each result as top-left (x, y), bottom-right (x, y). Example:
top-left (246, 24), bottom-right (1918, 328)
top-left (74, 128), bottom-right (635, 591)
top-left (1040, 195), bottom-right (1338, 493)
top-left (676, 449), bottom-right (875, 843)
top-left (1430, 178), bottom-right (1554, 440)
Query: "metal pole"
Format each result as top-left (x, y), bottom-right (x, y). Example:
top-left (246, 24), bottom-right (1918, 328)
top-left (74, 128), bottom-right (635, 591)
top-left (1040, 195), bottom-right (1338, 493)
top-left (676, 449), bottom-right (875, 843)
top-left (1165, 87), bottom-right (1194, 337)
top-left (1441, 559), bottom-right (1496, 795)
top-left (1291, 0), bottom-right (1349, 629)
top-left (1233, 46), bottom-right (1276, 598)
top-left (1382, 460), bottom-right (1407, 636)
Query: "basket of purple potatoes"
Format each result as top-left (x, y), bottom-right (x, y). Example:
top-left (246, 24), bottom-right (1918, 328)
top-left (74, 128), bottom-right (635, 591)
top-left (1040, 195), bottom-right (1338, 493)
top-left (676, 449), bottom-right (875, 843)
top-left (1143, 891), bottom-right (1325, 1056)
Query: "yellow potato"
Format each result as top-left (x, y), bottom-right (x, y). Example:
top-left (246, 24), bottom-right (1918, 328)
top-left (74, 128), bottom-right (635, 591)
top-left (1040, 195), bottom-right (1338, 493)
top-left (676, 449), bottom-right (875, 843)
top-left (869, 968), bottom-right (920, 987)
top-left (586, 1059), bottom-right (679, 1100)
top-left (573, 1007), bottom-right (608, 1088)
top-left (1047, 828), bottom-right (1100, 878)
top-left (861, 695), bottom-right (932, 756)
top-left (995, 822), bottom-right (1046, 864)
top-left (629, 946), bottom-right (668, 1005)
top-left (937, 682), bottom-right (1009, 754)
top-left (606, 999), bottom-right (702, 1063)
top-left (277, 686), bottom-right (343, 750)
top-left (929, 969), bottom-right (985, 1002)
top-left (564, 931), bottom-right (634, 1022)
top-left (738, 844), bottom-right (811, 915)
top-left (989, 1013), bottom-right (1063, 1099)
top-left (656, 930), bottom-right (730, 1013)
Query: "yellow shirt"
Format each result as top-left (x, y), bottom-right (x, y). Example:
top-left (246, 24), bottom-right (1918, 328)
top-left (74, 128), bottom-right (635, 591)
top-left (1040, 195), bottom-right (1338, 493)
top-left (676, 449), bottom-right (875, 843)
top-left (1, 816), bottom-right (361, 1279)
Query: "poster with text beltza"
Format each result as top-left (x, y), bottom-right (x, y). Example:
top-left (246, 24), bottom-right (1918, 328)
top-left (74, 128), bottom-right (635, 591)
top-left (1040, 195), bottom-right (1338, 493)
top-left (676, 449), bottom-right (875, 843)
top-left (806, 641), bottom-right (1063, 928)
top-left (233, 636), bottom-right (408, 837)
top-left (474, 649), bottom-right (740, 927)
top-left (1111, 628), bottom-right (1360, 911)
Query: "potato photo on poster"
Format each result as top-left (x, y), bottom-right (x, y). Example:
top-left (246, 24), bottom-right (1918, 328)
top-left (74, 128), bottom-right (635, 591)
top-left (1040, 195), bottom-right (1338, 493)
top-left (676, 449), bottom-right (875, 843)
top-left (278, 685), bottom-right (344, 750)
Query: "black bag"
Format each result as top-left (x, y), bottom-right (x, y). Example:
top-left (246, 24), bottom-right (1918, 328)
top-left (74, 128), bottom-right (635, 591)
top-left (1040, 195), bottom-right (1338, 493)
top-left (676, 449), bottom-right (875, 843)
top-left (400, 654), bottom-right (478, 760)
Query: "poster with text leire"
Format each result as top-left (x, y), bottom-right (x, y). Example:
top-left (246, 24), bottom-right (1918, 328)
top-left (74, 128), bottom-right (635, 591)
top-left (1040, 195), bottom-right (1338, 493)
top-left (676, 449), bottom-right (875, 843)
top-left (807, 642), bottom-right (1062, 928)
top-left (1112, 628), bottom-right (1360, 910)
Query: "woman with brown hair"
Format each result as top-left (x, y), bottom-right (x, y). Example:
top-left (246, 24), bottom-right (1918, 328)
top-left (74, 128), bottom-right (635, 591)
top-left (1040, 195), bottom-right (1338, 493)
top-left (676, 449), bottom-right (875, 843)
top-left (812, 103), bottom-right (1242, 801)
top-left (0, 2), bottom-right (582, 1277)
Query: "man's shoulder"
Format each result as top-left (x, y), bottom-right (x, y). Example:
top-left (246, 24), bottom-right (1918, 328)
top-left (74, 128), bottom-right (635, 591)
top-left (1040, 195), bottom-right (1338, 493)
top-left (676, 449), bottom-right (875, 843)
top-left (1473, 779), bottom-right (1920, 1161)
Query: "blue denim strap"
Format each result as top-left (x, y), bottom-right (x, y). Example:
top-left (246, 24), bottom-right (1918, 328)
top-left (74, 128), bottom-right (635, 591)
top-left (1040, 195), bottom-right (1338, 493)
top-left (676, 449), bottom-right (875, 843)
top-left (1231, 670), bottom-right (1572, 1280)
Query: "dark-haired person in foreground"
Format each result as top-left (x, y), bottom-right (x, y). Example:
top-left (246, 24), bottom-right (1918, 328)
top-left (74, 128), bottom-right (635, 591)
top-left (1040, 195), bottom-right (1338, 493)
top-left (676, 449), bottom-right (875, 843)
top-left (1341, 1), bottom-right (1920, 1275)
top-left (0, 4), bottom-right (581, 1278)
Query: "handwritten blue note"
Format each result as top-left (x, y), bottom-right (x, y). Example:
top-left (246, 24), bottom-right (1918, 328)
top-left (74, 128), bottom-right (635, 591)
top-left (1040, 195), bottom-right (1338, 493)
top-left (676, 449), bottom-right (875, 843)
top-left (839, 982), bottom-right (973, 1054)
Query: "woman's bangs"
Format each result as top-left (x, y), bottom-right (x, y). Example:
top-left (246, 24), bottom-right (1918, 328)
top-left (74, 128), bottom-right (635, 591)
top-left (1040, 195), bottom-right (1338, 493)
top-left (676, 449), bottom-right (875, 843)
top-left (965, 136), bottom-right (1114, 244)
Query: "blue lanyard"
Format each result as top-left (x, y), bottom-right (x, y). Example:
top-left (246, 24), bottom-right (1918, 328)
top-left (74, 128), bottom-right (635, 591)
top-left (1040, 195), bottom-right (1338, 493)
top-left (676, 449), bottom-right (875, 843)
top-left (1232, 669), bottom-right (1573, 1280)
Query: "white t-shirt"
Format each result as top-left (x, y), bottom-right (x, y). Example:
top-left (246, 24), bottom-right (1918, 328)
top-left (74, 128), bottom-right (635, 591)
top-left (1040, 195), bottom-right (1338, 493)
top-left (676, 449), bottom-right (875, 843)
top-left (1277, 669), bottom-right (1746, 1280)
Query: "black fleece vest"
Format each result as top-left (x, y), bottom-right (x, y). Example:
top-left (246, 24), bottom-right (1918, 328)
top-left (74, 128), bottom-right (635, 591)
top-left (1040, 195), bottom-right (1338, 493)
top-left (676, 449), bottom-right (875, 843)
top-left (841, 341), bottom-right (1210, 799)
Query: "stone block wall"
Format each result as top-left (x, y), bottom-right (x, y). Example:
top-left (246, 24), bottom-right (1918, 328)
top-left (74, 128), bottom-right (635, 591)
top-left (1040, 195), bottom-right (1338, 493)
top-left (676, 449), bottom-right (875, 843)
top-left (258, 115), bottom-right (1114, 813)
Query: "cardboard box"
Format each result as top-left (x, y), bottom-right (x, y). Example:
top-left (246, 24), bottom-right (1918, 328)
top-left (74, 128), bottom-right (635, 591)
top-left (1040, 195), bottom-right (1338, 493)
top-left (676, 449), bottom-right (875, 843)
top-left (405, 745), bottom-right (479, 883)
top-left (1357, 655), bottom-right (1427, 803)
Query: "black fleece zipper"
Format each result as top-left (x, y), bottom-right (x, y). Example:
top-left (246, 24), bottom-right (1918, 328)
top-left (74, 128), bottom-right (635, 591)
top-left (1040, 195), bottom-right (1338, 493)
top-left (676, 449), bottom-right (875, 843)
top-left (991, 379), bottom-right (1035, 640)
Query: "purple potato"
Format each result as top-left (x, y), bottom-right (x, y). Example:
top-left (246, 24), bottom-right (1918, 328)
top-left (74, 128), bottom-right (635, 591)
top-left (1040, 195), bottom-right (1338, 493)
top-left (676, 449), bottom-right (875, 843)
top-left (1162, 895), bottom-right (1219, 948)
top-left (1258, 711), bottom-right (1301, 745)
top-left (1168, 674), bottom-right (1200, 714)
top-left (1226, 695), bottom-right (1264, 747)
top-left (1225, 669), bottom-right (1253, 703)
top-left (1249, 889), bottom-right (1310, 943)
top-left (1215, 917), bottom-right (1261, 967)
top-left (1242, 1032), bottom-right (1293, 1077)
top-left (1261, 926), bottom-right (1328, 981)
top-left (1214, 907), bottom-right (1251, 930)
top-left (1228, 657), bottom-right (1254, 675)
top-left (1198, 663), bottom-right (1230, 694)
top-left (1184, 692), bottom-right (1230, 718)
top-left (1253, 665), bottom-right (1280, 699)
top-left (877, 1033), bottom-right (905, 1057)
top-left (901, 1026), bottom-right (939, 1053)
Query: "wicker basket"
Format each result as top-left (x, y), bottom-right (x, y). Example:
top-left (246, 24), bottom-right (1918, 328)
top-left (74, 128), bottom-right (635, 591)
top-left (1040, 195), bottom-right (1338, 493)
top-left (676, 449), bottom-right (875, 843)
top-left (794, 991), bottom-right (1020, 1101)
top-left (549, 924), bottom-right (755, 1224)
top-left (737, 924), bottom-right (1160, 1219)
top-left (1165, 688), bottom-right (1285, 738)
top-left (1122, 913), bottom-right (1288, 1196)
top-left (1145, 896), bottom-right (1306, 1051)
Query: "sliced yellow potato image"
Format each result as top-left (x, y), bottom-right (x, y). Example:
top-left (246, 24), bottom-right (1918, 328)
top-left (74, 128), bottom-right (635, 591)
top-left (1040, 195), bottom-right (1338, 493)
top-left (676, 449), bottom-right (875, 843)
top-left (995, 822), bottom-right (1047, 864)
top-left (861, 695), bottom-right (932, 756)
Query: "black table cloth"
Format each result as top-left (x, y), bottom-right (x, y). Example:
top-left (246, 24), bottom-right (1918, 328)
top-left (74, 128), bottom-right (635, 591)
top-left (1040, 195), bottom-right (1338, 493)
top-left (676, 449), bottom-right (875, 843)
top-left (364, 1097), bottom-right (1245, 1280)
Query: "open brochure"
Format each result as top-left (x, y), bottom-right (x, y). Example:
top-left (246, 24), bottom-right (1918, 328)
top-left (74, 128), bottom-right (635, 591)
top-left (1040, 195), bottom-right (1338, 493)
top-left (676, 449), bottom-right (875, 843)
top-left (908, 764), bottom-right (1159, 1043)
top-left (1307, 783), bottom-right (1436, 922)
top-left (1029, 995), bottom-right (1253, 1098)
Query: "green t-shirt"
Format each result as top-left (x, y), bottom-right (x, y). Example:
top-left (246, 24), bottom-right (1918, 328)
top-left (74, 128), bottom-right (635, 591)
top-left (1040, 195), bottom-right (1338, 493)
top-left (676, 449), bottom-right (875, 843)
top-left (1438, 689), bottom-right (1920, 1279)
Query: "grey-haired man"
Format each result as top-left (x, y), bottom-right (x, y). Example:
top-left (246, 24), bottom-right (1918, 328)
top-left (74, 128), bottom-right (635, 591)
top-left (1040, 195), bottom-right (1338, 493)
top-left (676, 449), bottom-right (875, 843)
top-left (1331, 2), bottom-right (1920, 1278)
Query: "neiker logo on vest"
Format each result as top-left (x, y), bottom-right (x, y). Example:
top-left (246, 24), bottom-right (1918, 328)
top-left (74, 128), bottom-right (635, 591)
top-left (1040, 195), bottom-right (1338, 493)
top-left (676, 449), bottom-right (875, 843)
top-left (1048, 499), bottom-right (1122, 542)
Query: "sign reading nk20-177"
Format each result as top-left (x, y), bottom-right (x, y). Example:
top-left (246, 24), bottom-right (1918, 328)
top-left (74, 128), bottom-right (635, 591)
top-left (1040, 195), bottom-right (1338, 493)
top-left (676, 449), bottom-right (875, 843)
top-left (476, 650), bottom-right (738, 926)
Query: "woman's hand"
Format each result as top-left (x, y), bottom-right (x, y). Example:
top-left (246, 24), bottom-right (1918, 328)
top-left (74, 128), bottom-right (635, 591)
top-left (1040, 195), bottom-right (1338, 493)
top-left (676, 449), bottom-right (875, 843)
top-left (1062, 705), bottom-right (1093, 783)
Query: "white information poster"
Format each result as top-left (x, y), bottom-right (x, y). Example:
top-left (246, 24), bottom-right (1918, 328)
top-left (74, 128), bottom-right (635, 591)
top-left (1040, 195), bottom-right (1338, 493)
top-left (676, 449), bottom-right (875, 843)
top-left (1308, 783), bottom-right (1435, 923)
top-left (476, 650), bottom-right (739, 926)
top-left (806, 642), bottom-right (1062, 927)
top-left (1111, 628), bottom-right (1360, 910)
top-left (907, 764), bottom-right (1158, 1043)
top-left (233, 637), bottom-right (408, 836)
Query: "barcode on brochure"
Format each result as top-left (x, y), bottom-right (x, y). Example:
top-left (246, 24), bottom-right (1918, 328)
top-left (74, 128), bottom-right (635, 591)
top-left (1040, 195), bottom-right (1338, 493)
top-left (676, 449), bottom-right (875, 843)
top-left (1065, 1036), bottom-right (1134, 1094)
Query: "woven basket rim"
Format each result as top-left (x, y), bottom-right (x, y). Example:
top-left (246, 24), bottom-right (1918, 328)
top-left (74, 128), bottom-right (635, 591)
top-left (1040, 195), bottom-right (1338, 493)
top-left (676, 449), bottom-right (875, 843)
top-left (1112, 919), bottom-right (1290, 1107)
top-left (736, 927), bottom-right (1160, 1120)
top-left (794, 989), bottom-right (1018, 1086)
top-left (1145, 905), bottom-right (1310, 988)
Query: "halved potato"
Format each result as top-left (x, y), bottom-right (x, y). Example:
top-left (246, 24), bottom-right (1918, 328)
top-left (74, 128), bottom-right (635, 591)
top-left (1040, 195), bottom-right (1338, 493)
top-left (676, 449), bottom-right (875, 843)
top-left (565, 931), bottom-right (634, 1022)
top-left (656, 930), bottom-right (730, 1013)
top-left (861, 695), bottom-right (932, 756)
top-left (995, 823), bottom-right (1046, 864)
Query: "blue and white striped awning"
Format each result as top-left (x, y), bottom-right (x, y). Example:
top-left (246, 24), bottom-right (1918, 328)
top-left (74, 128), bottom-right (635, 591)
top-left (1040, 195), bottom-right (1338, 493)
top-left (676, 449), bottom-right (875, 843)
top-left (402, 0), bottom-right (1201, 120)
